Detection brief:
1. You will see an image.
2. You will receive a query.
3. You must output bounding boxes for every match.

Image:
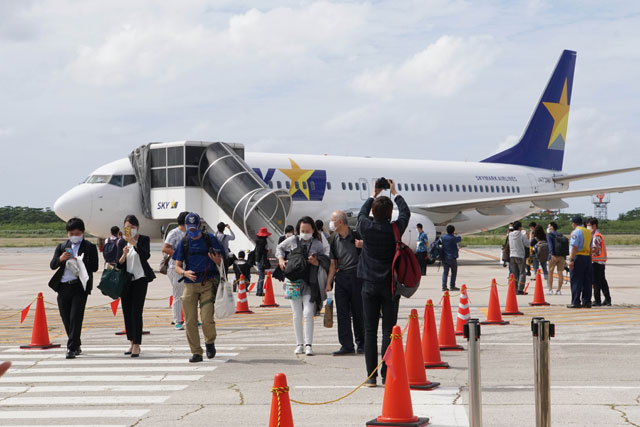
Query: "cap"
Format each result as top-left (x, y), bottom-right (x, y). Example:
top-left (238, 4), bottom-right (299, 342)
top-left (185, 213), bottom-right (201, 230)
top-left (257, 227), bottom-right (272, 237)
top-left (570, 216), bottom-right (583, 225)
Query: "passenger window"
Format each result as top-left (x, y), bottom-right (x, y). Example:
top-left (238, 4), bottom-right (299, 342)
top-left (462, 185), bottom-right (466, 192)
top-left (430, 184), bottom-right (434, 192)
top-left (348, 182), bottom-right (353, 191)
top-left (123, 175), bottom-right (137, 186)
top-left (268, 181), bottom-right (273, 189)
top-left (342, 182), bottom-right (346, 190)
top-left (277, 181), bottom-right (282, 189)
top-left (295, 182), bottom-right (300, 190)
top-left (485, 185), bottom-right (489, 192)
top-left (479, 186), bottom-right (483, 193)
top-left (185, 146), bottom-right (205, 166)
top-left (506, 186), bottom-right (510, 193)
top-left (302, 181), bottom-right (307, 190)
top-left (443, 184), bottom-right (447, 192)
top-left (411, 184), bottom-right (415, 191)
top-left (473, 185), bottom-right (477, 192)
top-left (286, 181), bottom-right (291, 189)
top-left (327, 182), bottom-right (332, 190)
top-left (310, 181), bottom-right (316, 191)
top-left (491, 186), bottom-right (494, 193)
top-left (436, 184), bottom-right (440, 192)
top-left (517, 186), bottom-right (520, 193)
top-left (501, 186), bottom-right (505, 193)
top-left (416, 184), bottom-right (421, 192)
top-left (456, 185), bottom-right (460, 192)
top-left (167, 146), bottom-right (184, 166)
top-left (362, 182), bottom-right (367, 191)
top-left (109, 175), bottom-right (123, 187)
top-left (355, 182), bottom-right (360, 191)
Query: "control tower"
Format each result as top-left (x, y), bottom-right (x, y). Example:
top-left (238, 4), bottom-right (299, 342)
top-left (591, 193), bottom-right (610, 220)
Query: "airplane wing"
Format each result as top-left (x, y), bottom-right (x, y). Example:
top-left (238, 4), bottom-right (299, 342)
top-left (553, 167), bottom-right (640, 184)
top-left (411, 184), bottom-right (640, 215)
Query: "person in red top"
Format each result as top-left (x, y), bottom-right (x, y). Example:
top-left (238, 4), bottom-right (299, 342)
top-left (587, 218), bottom-right (611, 306)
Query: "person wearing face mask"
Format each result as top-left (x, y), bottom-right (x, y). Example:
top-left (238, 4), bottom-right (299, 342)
top-left (277, 217), bottom-right (330, 356)
top-left (415, 224), bottom-right (429, 276)
top-left (586, 217), bottom-right (611, 306)
top-left (49, 217), bottom-right (99, 359)
top-left (325, 210), bottom-right (364, 356)
top-left (117, 215), bottom-right (156, 357)
top-left (273, 225), bottom-right (295, 282)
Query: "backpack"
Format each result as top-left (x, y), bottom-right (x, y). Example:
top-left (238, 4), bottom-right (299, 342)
top-left (501, 236), bottom-right (510, 261)
top-left (247, 250), bottom-right (256, 267)
top-left (391, 222), bottom-right (421, 298)
top-left (554, 233), bottom-right (570, 257)
top-left (535, 241), bottom-right (549, 262)
top-left (284, 237), bottom-right (310, 282)
top-left (181, 233), bottom-right (217, 269)
top-left (428, 239), bottom-right (442, 262)
top-left (103, 238), bottom-right (119, 264)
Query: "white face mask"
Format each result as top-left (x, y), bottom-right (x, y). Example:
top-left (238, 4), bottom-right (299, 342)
top-left (285, 232), bottom-right (293, 238)
top-left (587, 226), bottom-right (593, 231)
top-left (329, 221), bottom-right (337, 232)
top-left (547, 227), bottom-right (553, 234)
top-left (130, 228), bottom-right (138, 237)
top-left (300, 232), bottom-right (313, 241)
top-left (69, 235), bottom-right (83, 244)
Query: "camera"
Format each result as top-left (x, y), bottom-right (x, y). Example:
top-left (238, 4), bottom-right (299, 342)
top-left (375, 177), bottom-right (390, 190)
top-left (209, 247), bottom-right (221, 256)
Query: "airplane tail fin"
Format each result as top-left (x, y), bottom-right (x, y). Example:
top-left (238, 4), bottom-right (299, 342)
top-left (482, 50), bottom-right (576, 171)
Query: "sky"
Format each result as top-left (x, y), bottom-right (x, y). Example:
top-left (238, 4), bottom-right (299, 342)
top-left (1, 0), bottom-right (639, 219)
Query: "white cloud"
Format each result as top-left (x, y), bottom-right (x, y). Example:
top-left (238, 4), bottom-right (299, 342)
top-left (352, 35), bottom-right (499, 98)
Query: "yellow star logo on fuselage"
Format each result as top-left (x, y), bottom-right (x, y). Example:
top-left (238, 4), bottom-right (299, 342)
top-left (542, 78), bottom-right (570, 149)
top-left (279, 159), bottom-right (315, 200)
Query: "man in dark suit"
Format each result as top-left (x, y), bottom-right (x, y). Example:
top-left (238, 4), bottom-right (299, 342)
top-left (49, 217), bottom-right (99, 359)
top-left (357, 179), bottom-right (410, 387)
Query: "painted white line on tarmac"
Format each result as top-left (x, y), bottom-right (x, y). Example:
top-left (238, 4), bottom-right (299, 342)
top-left (1, 346), bottom-right (237, 352)
top-left (3, 425), bottom-right (126, 427)
top-left (482, 342), bottom-right (640, 346)
top-left (1, 352), bottom-right (237, 359)
top-left (295, 385), bottom-right (358, 389)
top-left (0, 374), bottom-right (203, 383)
top-left (0, 386), bottom-right (29, 393)
top-left (411, 387), bottom-right (468, 427)
top-left (485, 385), bottom-right (640, 390)
top-left (9, 357), bottom-right (232, 365)
top-left (0, 409), bottom-right (149, 419)
top-left (7, 366), bottom-right (216, 374)
top-left (0, 395), bottom-right (170, 406)
top-left (27, 384), bottom-right (188, 392)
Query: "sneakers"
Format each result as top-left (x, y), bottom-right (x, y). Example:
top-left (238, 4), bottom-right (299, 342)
top-left (364, 378), bottom-right (377, 388)
top-left (546, 290), bottom-right (554, 295)
top-left (305, 345), bottom-right (314, 356)
top-left (450, 286), bottom-right (460, 292)
top-left (175, 322), bottom-right (184, 330)
top-left (294, 345), bottom-right (305, 355)
top-left (555, 290), bottom-right (562, 295)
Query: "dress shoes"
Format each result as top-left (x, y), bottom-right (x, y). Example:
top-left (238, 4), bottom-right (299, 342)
top-left (356, 346), bottom-right (365, 354)
top-left (65, 350), bottom-right (76, 359)
top-left (364, 378), bottom-right (376, 388)
top-left (332, 347), bottom-right (355, 356)
top-left (602, 300), bottom-right (612, 306)
top-left (206, 343), bottom-right (216, 359)
top-left (566, 304), bottom-right (582, 309)
top-left (592, 301), bottom-right (602, 307)
top-left (189, 354), bottom-right (203, 363)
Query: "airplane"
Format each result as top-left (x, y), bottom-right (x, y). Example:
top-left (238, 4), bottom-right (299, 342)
top-left (53, 49), bottom-right (640, 253)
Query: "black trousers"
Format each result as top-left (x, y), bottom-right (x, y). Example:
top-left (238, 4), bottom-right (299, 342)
top-left (570, 255), bottom-right (592, 306)
top-left (121, 277), bottom-right (148, 345)
top-left (57, 281), bottom-right (88, 351)
top-left (362, 281), bottom-right (399, 380)
top-left (416, 252), bottom-right (428, 276)
top-left (334, 270), bottom-right (364, 351)
top-left (592, 263), bottom-right (611, 303)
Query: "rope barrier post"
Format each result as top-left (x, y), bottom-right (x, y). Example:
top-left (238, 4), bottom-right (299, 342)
top-left (532, 318), bottom-right (555, 427)
top-left (530, 316), bottom-right (545, 420)
top-left (463, 318), bottom-right (482, 427)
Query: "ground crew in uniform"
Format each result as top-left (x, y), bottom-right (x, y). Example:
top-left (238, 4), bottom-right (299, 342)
top-left (325, 210), bottom-right (365, 356)
top-left (173, 212), bottom-right (225, 362)
top-left (415, 223), bottom-right (429, 276)
top-left (587, 217), bottom-right (611, 306)
top-left (567, 216), bottom-right (592, 309)
top-left (48, 217), bottom-right (98, 359)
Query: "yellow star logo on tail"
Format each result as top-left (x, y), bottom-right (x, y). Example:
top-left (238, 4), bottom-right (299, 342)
top-left (542, 78), bottom-right (570, 150)
top-left (278, 159), bottom-right (315, 200)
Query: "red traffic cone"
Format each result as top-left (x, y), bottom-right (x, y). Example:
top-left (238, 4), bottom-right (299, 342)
top-left (481, 279), bottom-right (510, 325)
top-left (269, 373), bottom-right (294, 427)
top-left (405, 309), bottom-right (439, 390)
top-left (503, 274), bottom-right (524, 315)
top-left (422, 299), bottom-right (449, 369)
top-left (235, 277), bottom-right (254, 314)
top-left (529, 269), bottom-right (550, 306)
top-left (455, 285), bottom-right (470, 336)
top-left (260, 271), bottom-right (280, 308)
top-left (439, 291), bottom-right (464, 351)
top-left (366, 325), bottom-right (430, 427)
top-left (20, 293), bottom-right (60, 349)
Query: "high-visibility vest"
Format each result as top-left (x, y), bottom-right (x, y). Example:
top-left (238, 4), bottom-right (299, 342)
top-left (591, 230), bottom-right (608, 263)
top-left (576, 226), bottom-right (591, 256)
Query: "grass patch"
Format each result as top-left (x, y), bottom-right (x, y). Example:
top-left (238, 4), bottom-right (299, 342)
top-left (461, 234), bottom-right (640, 246)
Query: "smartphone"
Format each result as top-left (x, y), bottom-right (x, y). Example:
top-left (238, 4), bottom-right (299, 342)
top-left (124, 226), bottom-right (131, 239)
top-left (65, 248), bottom-right (74, 256)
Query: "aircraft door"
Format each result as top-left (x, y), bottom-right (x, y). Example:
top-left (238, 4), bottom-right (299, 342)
top-left (359, 178), bottom-right (368, 200)
top-left (527, 174), bottom-right (539, 193)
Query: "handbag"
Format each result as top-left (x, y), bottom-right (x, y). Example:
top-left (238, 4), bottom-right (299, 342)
top-left (214, 276), bottom-right (235, 319)
top-left (323, 298), bottom-right (334, 328)
top-left (159, 254), bottom-right (170, 275)
top-left (284, 280), bottom-right (302, 300)
top-left (97, 265), bottom-right (127, 299)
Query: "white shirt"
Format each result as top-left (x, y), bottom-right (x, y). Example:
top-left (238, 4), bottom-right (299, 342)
top-left (126, 244), bottom-right (146, 280)
top-left (60, 241), bottom-right (82, 283)
top-left (164, 227), bottom-right (186, 269)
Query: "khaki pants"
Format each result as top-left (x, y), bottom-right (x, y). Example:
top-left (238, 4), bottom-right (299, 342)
top-left (547, 255), bottom-right (565, 291)
top-left (182, 278), bottom-right (219, 355)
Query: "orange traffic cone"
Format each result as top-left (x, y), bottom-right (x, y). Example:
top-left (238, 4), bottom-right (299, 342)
top-left (503, 274), bottom-right (524, 315)
top-left (422, 299), bottom-right (449, 369)
top-left (20, 293), bottom-right (60, 349)
top-left (260, 271), bottom-right (280, 308)
top-left (269, 373), bottom-right (294, 427)
top-left (439, 291), bottom-right (464, 351)
top-left (455, 285), bottom-right (470, 336)
top-left (405, 309), bottom-right (439, 390)
top-left (366, 325), bottom-right (430, 427)
top-left (529, 269), bottom-right (550, 306)
top-left (481, 279), bottom-right (510, 325)
top-left (235, 277), bottom-right (254, 314)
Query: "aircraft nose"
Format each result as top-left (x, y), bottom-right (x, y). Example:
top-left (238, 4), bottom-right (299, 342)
top-left (53, 186), bottom-right (93, 223)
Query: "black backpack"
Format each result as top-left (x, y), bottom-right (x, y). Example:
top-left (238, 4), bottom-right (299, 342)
top-left (181, 233), bottom-right (217, 269)
top-left (554, 233), bottom-right (570, 257)
top-left (247, 250), bottom-right (256, 267)
top-left (428, 239), bottom-right (442, 261)
top-left (103, 238), bottom-right (120, 264)
top-left (284, 238), bottom-right (310, 282)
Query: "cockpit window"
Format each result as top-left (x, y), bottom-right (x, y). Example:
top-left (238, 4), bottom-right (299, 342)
top-left (109, 175), bottom-right (123, 187)
top-left (86, 175), bottom-right (110, 184)
top-left (123, 175), bottom-right (137, 186)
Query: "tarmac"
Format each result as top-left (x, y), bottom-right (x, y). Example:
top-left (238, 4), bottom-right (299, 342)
top-left (0, 245), bottom-right (639, 426)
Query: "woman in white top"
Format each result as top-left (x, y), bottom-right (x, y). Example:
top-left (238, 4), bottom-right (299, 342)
top-left (117, 215), bottom-right (156, 357)
top-left (277, 216), bottom-right (329, 356)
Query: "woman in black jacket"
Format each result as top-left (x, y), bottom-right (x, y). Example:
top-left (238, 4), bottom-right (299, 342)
top-left (117, 214), bottom-right (156, 357)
